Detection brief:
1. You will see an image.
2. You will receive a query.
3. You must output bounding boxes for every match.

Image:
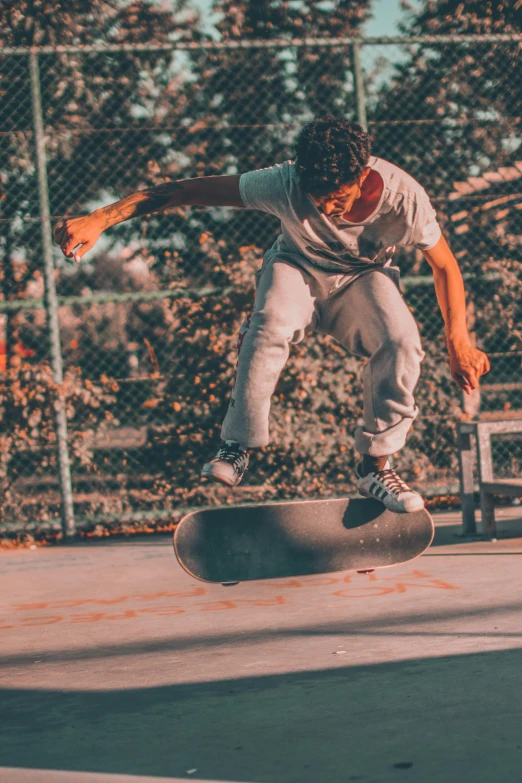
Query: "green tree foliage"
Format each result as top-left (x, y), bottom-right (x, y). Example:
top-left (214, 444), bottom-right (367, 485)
top-left (0, 0), bottom-right (199, 357)
top-left (407, 0), bottom-right (520, 34)
top-left (371, 0), bottom-right (521, 197)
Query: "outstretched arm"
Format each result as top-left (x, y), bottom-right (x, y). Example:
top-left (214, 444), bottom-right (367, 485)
top-left (54, 175), bottom-right (243, 262)
top-left (422, 233), bottom-right (490, 395)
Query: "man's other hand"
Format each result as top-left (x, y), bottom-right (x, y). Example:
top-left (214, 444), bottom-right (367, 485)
top-left (448, 342), bottom-right (490, 395)
top-left (53, 215), bottom-right (102, 263)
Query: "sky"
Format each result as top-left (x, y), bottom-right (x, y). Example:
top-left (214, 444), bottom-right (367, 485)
top-left (192, 0), bottom-right (409, 37)
top-left (365, 0), bottom-right (406, 36)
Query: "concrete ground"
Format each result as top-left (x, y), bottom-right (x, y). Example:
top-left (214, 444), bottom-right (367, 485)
top-left (1, 507), bottom-right (522, 783)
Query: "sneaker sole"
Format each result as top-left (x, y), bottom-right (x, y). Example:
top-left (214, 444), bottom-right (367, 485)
top-left (357, 485), bottom-right (425, 513)
top-left (200, 465), bottom-right (243, 487)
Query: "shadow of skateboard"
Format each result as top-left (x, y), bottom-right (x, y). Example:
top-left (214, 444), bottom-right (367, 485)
top-left (174, 497), bottom-right (434, 584)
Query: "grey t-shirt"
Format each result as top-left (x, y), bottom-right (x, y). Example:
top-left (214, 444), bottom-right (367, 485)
top-left (239, 156), bottom-right (441, 281)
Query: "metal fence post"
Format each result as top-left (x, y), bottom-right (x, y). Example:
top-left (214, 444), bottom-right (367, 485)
top-left (351, 39), bottom-right (368, 131)
top-left (29, 51), bottom-right (76, 539)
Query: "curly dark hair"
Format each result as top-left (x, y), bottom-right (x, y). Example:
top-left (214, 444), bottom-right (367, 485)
top-left (294, 115), bottom-right (372, 197)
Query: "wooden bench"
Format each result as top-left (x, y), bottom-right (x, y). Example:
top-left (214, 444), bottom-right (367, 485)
top-left (458, 417), bottom-right (522, 538)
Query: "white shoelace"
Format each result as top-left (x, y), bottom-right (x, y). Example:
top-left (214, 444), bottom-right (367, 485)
top-left (369, 468), bottom-right (412, 498)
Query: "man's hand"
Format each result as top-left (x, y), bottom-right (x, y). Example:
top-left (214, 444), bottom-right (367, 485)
top-left (448, 341), bottom-right (490, 395)
top-left (53, 214), bottom-right (103, 263)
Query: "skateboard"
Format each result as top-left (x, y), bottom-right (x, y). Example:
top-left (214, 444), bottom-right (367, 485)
top-left (173, 496), bottom-right (434, 584)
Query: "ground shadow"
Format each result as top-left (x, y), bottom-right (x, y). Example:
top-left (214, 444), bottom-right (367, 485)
top-left (3, 598), bottom-right (522, 669)
top-left (1, 648), bottom-right (522, 783)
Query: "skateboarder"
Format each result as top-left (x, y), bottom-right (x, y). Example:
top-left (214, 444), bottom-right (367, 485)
top-left (54, 116), bottom-right (489, 513)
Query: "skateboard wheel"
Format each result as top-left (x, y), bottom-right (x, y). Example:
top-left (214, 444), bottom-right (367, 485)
top-left (357, 569), bottom-right (374, 574)
top-left (222, 582), bottom-right (239, 587)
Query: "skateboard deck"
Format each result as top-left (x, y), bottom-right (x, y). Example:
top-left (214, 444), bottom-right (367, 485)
top-left (174, 497), bottom-right (434, 583)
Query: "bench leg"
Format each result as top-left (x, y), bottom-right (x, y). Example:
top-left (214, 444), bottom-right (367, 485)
top-left (480, 492), bottom-right (497, 540)
top-left (458, 431), bottom-right (476, 535)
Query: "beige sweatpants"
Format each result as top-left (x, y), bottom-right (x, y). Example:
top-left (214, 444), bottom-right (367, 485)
top-left (221, 252), bottom-right (424, 457)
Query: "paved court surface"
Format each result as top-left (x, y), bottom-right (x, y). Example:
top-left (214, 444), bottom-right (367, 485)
top-left (1, 508), bottom-right (522, 783)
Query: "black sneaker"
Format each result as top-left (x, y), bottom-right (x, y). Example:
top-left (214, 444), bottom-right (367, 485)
top-left (201, 441), bottom-right (249, 487)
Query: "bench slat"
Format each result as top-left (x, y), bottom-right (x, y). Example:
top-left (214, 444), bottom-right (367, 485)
top-left (482, 479), bottom-right (522, 497)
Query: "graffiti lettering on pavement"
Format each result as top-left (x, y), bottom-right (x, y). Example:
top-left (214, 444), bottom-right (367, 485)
top-left (0, 570), bottom-right (459, 630)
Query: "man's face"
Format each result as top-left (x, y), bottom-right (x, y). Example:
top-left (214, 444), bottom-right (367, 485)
top-left (309, 167), bottom-right (371, 217)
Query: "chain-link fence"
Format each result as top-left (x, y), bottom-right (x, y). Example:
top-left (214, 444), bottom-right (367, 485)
top-left (1, 35), bottom-right (521, 538)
